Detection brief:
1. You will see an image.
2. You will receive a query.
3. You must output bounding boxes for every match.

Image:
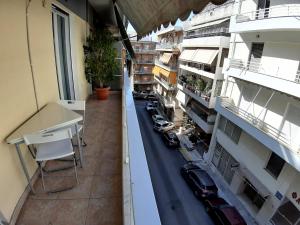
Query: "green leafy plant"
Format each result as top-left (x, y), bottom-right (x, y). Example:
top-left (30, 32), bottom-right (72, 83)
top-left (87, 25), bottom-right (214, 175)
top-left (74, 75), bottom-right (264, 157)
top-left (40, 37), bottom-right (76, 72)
top-left (195, 78), bottom-right (205, 91)
top-left (84, 28), bottom-right (119, 88)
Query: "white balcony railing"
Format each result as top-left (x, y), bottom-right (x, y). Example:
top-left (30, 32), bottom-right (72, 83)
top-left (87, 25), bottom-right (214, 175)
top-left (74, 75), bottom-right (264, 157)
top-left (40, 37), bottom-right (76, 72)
top-left (219, 97), bottom-right (299, 153)
top-left (236, 5), bottom-right (300, 23)
top-left (228, 59), bottom-right (300, 84)
top-left (154, 76), bottom-right (176, 90)
top-left (156, 43), bottom-right (179, 50)
top-left (123, 69), bottom-right (162, 225)
top-left (184, 27), bottom-right (229, 39)
top-left (134, 48), bottom-right (156, 54)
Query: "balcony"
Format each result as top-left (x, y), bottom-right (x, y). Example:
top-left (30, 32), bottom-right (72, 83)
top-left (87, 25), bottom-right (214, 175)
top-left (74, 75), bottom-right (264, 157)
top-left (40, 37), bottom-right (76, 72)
top-left (230, 5), bottom-right (300, 33)
top-left (185, 107), bottom-right (215, 133)
top-left (184, 27), bottom-right (229, 39)
top-left (154, 58), bottom-right (177, 72)
top-left (134, 79), bottom-right (157, 85)
top-left (216, 97), bottom-right (300, 172)
top-left (179, 61), bottom-right (223, 80)
top-left (136, 60), bottom-right (154, 65)
top-left (156, 93), bottom-right (175, 108)
top-left (133, 48), bottom-right (156, 54)
top-left (156, 43), bottom-right (180, 51)
top-left (177, 80), bottom-right (214, 108)
top-left (182, 35), bottom-right (230, 48)
top-left (154, 76), bottom-right (176, 91)
top-left (224, 58), bottom-right (300, 98)
top-left (134, 69), bottom-right (153, 75)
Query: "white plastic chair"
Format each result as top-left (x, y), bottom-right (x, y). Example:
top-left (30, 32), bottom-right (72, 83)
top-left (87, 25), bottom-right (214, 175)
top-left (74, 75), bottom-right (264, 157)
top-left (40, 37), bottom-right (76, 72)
top-left (23, 129), bottom-right (78, 192)
top-left (57, 100), bottom-right (86, 146)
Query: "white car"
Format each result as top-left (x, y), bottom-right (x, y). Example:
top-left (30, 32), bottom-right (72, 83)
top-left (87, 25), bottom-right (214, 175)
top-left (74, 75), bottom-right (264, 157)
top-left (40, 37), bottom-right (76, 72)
top-left (153, 120), bottom-right (175, 132)
top-left (146, 102), bottom-right (157, 111)
top-left (152, 114), bottom-right (164, 123)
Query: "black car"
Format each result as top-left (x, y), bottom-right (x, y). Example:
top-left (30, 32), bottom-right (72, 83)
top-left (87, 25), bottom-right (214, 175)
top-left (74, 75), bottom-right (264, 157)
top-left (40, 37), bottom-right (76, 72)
top-left (162, 131), bottom-right (180, 147)
top-left (204, 198), bottom-right (247, 225)
top-left (181, 162), bottom-right (218, 199)
top-left (147, 94), bottom-right (157, 101)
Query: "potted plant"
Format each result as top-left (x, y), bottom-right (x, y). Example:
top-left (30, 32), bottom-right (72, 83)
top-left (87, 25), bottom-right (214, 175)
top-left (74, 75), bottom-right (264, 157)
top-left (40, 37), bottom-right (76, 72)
top-left (84, 28), bottom-right (119, 100)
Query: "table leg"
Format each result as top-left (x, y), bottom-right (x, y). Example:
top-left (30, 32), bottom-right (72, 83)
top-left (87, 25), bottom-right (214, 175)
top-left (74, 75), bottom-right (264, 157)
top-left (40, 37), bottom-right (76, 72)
top-left (15, 143), bottom-right (35, 193)
top-left (75, 123), bottom-right (84, 167)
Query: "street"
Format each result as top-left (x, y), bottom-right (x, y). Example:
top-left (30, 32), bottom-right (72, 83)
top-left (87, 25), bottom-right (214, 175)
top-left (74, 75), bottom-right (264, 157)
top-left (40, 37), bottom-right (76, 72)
top-left (135, 100), bottom-right (214, 225)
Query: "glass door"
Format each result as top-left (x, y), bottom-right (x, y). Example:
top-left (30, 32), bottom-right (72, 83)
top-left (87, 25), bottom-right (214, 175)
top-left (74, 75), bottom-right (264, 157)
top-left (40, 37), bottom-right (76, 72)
top-left (52, 6), bottom-right (75, 100)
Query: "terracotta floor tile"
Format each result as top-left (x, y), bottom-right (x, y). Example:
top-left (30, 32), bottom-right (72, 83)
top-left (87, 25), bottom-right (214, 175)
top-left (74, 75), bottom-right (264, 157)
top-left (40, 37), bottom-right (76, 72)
top-left (85, 198), bottom-right (122, 225)
top-left (90, 176), bottom-right (122, 198)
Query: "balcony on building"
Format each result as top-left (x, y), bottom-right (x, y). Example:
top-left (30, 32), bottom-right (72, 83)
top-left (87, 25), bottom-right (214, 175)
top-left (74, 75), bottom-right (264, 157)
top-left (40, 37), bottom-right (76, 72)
top-left (181, 99), bottom-right (216, 133)
top-left (215, 96), bottom-right (300, 173)
top-left (134, 76), bottom-right (157, 85)
top-left (223, 58), bottom-right (300, 98)
top-left (230, 4), bottom-right (300, 33)
top-left (155, 26), bottom-right (183, 52)
top-left (154, 74), bottom-right (176, 91)
top-left (156, 93), bottom-right (175, 108)
top-left (179, 48), bottom-right (225, 80)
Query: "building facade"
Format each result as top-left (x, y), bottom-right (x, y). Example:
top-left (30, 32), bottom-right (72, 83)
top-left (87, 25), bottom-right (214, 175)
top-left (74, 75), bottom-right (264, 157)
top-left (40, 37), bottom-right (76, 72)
top-left (153, 27), bottom-right (183, 122)
top-left (131, 41), bottom-right (157, 91)
top-left (207, 0), bottom-right (300, 224)
top-left (177, 1), bottom-right (234, 152)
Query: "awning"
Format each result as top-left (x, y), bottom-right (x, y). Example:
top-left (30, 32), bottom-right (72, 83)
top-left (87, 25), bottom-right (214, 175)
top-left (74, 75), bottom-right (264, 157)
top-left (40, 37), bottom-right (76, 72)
top-left (114, 5), bottom-right (135, 59)
top-left (179, 50), bottom-right (196, 62)
top-left (179, 49), bottom-right (218, 65)
top-left (193, 49), bottom-right (218, 65)
top-left (160, 53), bottom-right (173, 64)
top-left (187, 18), bottom-right (230, 31)
top-left (152, 66), bottom-right (161, 76)
top-left (114, 0), bottom-right (227, 37)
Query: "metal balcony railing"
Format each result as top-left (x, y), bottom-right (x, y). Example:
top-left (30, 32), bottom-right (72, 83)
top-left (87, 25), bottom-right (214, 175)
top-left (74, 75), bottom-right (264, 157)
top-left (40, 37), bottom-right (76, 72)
top-left (228, 59), bottom-right (300, 84)
top-left (156, 43), bottom-right (178, 50)
top-left (136, 60), bottom-right (154, 64)
top-left (134, 48), bottom-right (156, 53)
top-left (154, 76), bottom-right (176, 90)
top-left (154, 58), bottom-right (177, 71)
top-left (218, 97), bottom-right (299, 153)
top-left (156, 93), bottom-right (174, 107)
top-left (178, 79), bottom-right (211, 103)
top-left (184, 27), bottom-right (229, 39)
top-left (236, 5), bottom-right (300, 23)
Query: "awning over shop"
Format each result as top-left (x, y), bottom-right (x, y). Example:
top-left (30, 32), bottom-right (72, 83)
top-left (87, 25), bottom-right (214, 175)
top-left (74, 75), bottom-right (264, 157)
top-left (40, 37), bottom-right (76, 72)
top-left (114, 0), bottom-right (227, 37)
top-left (179, 50), bottom-right (196, 62)
top-left (179, 49), bottom-right (218, 65)
top-left (160, 53), bottom-right (173, 64)
top-left (152, 66), bottom-right (161, 76)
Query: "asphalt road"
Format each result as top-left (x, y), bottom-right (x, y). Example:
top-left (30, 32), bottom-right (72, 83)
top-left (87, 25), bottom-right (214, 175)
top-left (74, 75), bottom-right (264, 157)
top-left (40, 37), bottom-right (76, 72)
top-left (135, 100), bottom-right (214, 225)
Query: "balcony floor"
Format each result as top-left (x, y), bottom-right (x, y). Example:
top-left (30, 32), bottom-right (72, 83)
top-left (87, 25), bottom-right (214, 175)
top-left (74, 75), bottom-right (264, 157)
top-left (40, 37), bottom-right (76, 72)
top-left (16, 93), bottom-right (122, 225)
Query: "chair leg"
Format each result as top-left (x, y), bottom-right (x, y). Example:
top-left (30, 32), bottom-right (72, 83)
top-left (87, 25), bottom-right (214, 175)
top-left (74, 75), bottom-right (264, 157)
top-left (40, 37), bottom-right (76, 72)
top-left (39, 162), bottom-right (46, 191)
top-left (73, 155), bottom-right (79, 185)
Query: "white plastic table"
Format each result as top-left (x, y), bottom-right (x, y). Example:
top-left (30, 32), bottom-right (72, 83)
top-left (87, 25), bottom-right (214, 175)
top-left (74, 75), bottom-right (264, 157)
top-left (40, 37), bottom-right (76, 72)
top-left (6, 103), bottom-right (84, 192)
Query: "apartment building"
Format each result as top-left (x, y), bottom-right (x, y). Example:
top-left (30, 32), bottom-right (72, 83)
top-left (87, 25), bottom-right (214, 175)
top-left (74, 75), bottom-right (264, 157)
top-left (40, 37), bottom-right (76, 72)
top-left (153, 27), bottom-right (183, 122)
top-left (207, 1), bottom-right (300, 224)
top-left (131, 40), bottom-right (157, 91)
top-left (177, 2), bottom-right (234, 150)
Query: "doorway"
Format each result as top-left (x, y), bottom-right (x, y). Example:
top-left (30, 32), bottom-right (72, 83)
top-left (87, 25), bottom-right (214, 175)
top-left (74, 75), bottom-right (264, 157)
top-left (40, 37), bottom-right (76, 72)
top-left (52, 6), bottom-right (75, 100)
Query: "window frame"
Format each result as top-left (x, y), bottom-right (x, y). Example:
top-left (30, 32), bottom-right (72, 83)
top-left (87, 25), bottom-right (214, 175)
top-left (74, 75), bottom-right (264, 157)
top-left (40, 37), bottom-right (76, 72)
top-left (264, 152), bottom-right (285, 179)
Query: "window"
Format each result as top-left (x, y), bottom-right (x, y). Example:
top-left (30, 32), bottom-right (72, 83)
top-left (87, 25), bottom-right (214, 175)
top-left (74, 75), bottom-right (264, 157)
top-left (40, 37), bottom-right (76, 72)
top-left (271, 198), bottom-right (300, 225)
top-left (243, 180), bottom-right (265, 210)
top-left (218, 116), bottom-right (242, 144)
top-left (265, 153), bottom-right (285, 179)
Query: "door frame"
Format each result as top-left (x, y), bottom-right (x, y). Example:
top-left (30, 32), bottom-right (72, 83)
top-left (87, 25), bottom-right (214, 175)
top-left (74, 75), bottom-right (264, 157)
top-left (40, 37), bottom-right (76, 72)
top-left (52, 6), bottom-right (75, 100)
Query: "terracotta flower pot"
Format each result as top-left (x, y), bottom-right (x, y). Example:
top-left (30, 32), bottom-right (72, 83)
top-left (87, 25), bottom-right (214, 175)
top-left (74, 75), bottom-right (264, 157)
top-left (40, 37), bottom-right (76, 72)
top-left (96, 87), bottom-right (110, 100)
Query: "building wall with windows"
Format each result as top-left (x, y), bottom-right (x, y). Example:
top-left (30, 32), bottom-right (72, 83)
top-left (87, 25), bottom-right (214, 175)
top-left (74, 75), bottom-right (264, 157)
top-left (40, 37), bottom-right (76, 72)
top-left (0, 0), bottom-right (91, 221)
top-left (208, 0), bottom-right (300, 224)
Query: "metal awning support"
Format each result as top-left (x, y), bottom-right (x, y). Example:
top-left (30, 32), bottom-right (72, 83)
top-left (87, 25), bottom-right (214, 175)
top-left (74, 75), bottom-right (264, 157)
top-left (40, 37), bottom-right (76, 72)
top-left (113, 4), bottom-right (135, 60)
top-left (245, 86), bottom-right (262, 112)
top-left (115, 0), bottom-right (227, 37)
top-left (256, 90), bottom-right (275, 120)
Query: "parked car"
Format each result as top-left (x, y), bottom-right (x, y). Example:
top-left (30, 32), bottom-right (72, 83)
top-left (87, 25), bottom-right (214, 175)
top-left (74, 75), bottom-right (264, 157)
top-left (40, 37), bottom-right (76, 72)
top-left (149, 108), bottom-right (159, 116)
top-left (204, 197), bottom-right (247, 225)
top-left (145, 102), bottom-right (156, 111)
top-left (151, 100), bottom-right (158, 107)
top-left (153, 120), bottom-right (175, 132)
top-left (147, 94), bottom-right (157, 101)
top-left (162, 131), bottom-right (180, 147)
top-left (181, 162), bottom-right (218, 199)
top-left (152, 114), bottom-right (164, 123)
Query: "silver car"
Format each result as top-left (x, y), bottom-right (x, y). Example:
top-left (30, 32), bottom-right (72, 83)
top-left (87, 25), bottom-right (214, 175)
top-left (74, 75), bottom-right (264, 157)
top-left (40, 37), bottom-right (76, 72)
top-left (153, 120), bottom-right (175, 132)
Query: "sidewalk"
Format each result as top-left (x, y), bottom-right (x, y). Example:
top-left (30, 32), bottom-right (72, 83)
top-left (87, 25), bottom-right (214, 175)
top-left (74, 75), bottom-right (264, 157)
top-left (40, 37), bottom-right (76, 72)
top-left (176, 131), bottom-right (258, 225)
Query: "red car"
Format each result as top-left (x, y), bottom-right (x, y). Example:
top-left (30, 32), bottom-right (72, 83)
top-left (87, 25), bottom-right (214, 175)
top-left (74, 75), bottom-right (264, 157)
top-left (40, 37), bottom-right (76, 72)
top-left (204, 197), bottom-right (247, 225)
